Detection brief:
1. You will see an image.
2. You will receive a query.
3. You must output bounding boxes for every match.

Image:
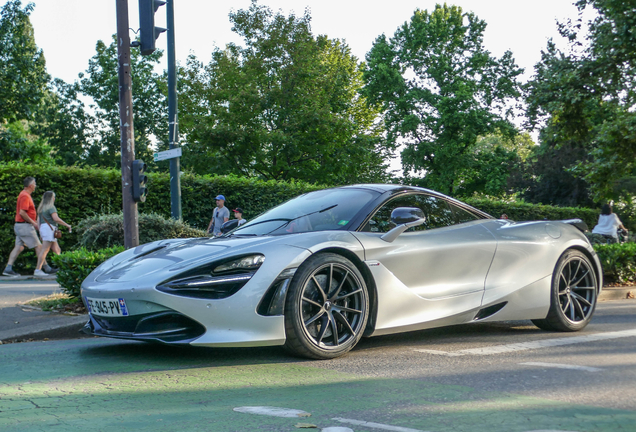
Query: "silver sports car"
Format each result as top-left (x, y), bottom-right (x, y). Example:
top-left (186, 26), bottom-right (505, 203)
top-left (81, 184), bottom-right (602, 359)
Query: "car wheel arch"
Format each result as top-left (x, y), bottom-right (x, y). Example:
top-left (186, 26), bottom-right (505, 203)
top-left (307, 247), bottom-right (378, 336)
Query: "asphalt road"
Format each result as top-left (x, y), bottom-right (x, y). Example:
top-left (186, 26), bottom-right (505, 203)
top-left (1, 300), bottom-right (635, 432)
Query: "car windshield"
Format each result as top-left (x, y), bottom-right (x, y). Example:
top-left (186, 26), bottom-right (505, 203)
top-left (227, 188), bottom-right (380, 236)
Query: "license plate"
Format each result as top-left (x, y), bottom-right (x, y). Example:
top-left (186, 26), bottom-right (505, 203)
top-left (85, 297), bottom-right (129, 317)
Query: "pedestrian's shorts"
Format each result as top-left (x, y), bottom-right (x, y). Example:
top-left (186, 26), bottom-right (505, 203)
top-left (14, 223), bottom-right (41, 249)
top-left (39, 223), bottom-right (58, 243)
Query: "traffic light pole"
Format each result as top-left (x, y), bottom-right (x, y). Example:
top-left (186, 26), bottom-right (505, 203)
top-left (116, 0), bottom-right (140, 248)
top-left (167, 0), bottom-right (182, 220)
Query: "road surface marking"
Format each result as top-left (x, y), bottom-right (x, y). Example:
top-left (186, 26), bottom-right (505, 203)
top-left (333, 417), bottom-right (428, 432)
top-left (414, 328), bottom-right (636, 356)
top-left (412, 349), bottom-right (464, 357)
top-left (322, 428), bottom-right (354, 432)
top-left (519, 362), bottom-right (602, 372)
top-left (233, 406), bottom-right (310, 417)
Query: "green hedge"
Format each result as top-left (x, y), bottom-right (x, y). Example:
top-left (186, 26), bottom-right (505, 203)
top-left (50, 246), bottom-right (125, 298)
top-left (593, 243), bottom-right (636, 284)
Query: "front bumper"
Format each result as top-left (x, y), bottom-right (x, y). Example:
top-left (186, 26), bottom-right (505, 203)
top-left (81, 310), bottom-right (206, 344)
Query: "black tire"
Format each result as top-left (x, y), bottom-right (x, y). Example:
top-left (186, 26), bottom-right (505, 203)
top-left (284, 253), bottom-right (369, 359)
top-left (532, 249), bottom-right (598, 332)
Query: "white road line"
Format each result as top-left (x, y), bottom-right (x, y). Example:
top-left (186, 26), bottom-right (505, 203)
top-left (524, 430), bottom-right (580, 432)
top-left (413, 349), bottom-right (464, 357)
top-left (233, 406), bottom-right (310, 418)
top-left (321, 428), bottom-right (354, 432)
top-left (414, 328), bottom-right (636, 356)
top-left (519, 362), bottom-right (603, 372)
top-left (333, 417), bottom-right (428, 432)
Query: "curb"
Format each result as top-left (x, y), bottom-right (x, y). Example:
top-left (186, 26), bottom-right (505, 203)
top-left (0, 275), bottom-right (57, 281)
top-left (599, 287), bottom-right (635, 301)
top-left (0, 314), bottom-right (88, 343)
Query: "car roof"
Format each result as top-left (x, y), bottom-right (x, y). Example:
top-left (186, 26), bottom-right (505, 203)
top-left (338, 184), bottom-right (493, 219)
top-left (340, 183), bottom-right (449, 199)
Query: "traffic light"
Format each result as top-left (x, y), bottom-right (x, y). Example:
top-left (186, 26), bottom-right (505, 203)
top-left (132, 159), bottom-right (148, 202)
top-left (138, 0), bottom-right (166, 55)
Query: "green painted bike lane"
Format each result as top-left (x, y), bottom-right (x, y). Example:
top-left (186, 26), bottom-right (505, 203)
top-left (0, 338), bottom-right (634, 432)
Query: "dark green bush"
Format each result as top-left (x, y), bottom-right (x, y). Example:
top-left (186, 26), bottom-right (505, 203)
top-left (76, 212), bottom-right (207, 250)
top-left (593, 243), bottom-right (636, 284)
top-left (586, 233), bottom-right (613, 245)
top-left (51, 246), bottom-right (125, 298)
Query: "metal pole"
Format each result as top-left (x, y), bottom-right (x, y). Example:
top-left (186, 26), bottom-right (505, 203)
top-left (167, 0), bottom-right (182, 220)
top-left (116, 0), bottom-right (139, 248)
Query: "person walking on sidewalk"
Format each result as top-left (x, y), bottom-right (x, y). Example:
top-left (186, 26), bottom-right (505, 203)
top-left (2, 177), bottom-right (55, 277)
top-left (207, 194), bottom-right (230, 236)
top-left (33, 191), bottom-right (72, 277)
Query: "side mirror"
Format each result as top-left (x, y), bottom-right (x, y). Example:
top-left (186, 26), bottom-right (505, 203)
top-left (381, 207), bottom-right (426, 243)
top-left (390, 207), bottom-right (425, 225)
top-left (220, 219), bottom-right (239, 234)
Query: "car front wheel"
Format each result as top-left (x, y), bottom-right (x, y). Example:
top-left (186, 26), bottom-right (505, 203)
top-left (284, 253), bottom-right (369, 359)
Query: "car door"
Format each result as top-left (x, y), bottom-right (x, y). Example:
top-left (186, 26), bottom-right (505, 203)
top-left (352, 193), bottom-right (498, 333)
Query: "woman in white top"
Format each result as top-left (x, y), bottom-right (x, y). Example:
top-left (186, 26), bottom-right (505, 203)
top-left (592, 204), bottom-right (628, 241)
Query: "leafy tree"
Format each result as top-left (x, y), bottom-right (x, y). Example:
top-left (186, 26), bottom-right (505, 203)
top-left (178, 0), bottom-right (391, 184)
top-left (0, 0), bottom-right (49, 123)
top-left (31, 78), bottom-right (95, 166)
top-left (77, 37), bottom-right (168, 168)
top-left (512, 139), bottom-right (595, 207)
top-left (0, 120), bottom-right (52, 164)
top-left (363, 3), bottom-right (523, 195)
top-left (454, 133), bottom-right (535, 197)
top-left (526, 0), bottom-right (636, 201)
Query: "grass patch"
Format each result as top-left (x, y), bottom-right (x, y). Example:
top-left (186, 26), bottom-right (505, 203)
top-left (26, 293), bottom-right (86, 314)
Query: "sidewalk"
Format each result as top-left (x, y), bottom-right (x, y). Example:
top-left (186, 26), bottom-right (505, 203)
top-left (0, 275), bottom-right (89, 344)
top-left (0, 279), bottom-right (634, 344)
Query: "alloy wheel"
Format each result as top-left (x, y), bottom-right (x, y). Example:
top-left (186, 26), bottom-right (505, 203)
top-left (299, 263), bottom-right (365, 349)
top-left (557, 255), bottom-right (597, 324)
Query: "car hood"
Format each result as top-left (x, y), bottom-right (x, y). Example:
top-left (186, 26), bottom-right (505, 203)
top-left (92, 235), bottom-right (308, 283)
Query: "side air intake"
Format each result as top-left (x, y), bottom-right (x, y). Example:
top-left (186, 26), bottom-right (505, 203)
top-left (473, 302), bottom-right (507, 321)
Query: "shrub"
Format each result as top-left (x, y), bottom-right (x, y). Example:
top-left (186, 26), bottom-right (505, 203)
top-left (593, 243), bottom-right (636, 284)
top-left (76, 212), bottom-right (207, 250)
top-left (586, 233), bottom-right (612, 245)
top-left (51, 246), bottom-right (125, 298)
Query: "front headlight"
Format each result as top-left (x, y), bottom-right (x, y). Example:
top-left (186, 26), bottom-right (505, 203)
top-left (214, 255), bottom-right (265, 273)
top-left (157, 254), bottom-right (265, 299)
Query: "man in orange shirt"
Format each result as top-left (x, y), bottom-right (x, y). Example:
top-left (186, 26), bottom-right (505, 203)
top-left (2, 177), bottom-right (53, 277)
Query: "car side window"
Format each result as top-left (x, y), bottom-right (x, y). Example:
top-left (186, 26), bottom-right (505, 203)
top-left (449, 203), bottom-right (479, 224)
top-left (361, 194), bottom-right (455, 233)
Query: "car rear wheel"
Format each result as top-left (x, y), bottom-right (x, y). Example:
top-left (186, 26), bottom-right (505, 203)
top-left (532, 249), bottom-right (598, 332)
top-left (284, 253), bottom-right (369, 359)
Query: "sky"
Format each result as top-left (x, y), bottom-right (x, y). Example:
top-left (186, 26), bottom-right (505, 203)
top-left (20, 0), bottom-right (584, 85)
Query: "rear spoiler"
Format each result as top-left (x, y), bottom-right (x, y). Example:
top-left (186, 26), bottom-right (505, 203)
top-left (560, 219), bottom-right (589, 233)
